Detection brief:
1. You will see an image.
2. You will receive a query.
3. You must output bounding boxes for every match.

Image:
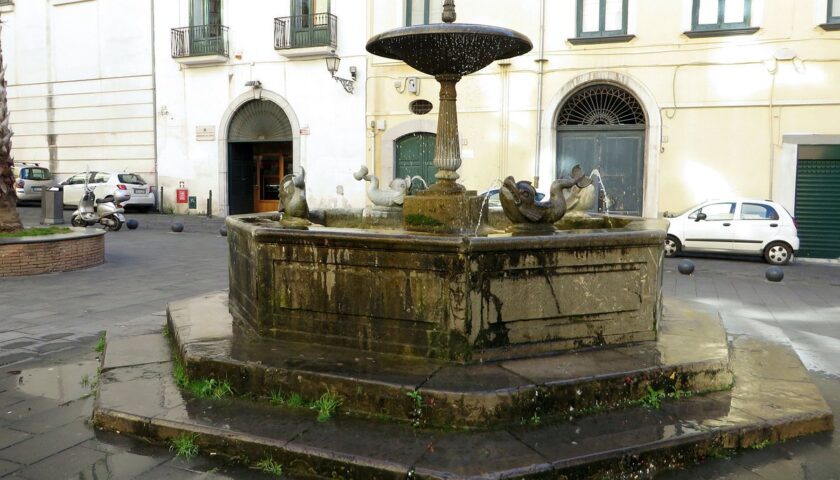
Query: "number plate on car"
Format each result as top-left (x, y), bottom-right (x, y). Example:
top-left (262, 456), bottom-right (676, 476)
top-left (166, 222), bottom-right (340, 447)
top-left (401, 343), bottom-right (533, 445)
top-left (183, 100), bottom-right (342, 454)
top-left (134, 189), bottom-right (146, 194)
top-left (32, 186), bottom-right (42, 192)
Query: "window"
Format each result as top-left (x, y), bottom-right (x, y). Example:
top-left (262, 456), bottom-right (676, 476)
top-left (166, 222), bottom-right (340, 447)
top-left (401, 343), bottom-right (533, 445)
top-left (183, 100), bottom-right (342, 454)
top-left (740, 203), bottom-right (779, 220)
top-left (91, 172), bottom-right (111, 184)
top-left (118, 174), bottom-right (147, 185)
top-left (65, 175), bottom-right (86, 186)
top-left (828, 0), bottom-right (840, 24)
top-left (406, 0), bottom-right (443, 26)
top-left (21, 168), bottom-right (51, 181)
top-left (190, 0), bottom-right (221, 27)
top-left (576, 0), bottom-right (628, 38)
top-left (692, 0), bottom-right (751, 31)
top-left (293, 0), bottom-right (329, 27)
top-left (689, 202), bottom-right (735, 221)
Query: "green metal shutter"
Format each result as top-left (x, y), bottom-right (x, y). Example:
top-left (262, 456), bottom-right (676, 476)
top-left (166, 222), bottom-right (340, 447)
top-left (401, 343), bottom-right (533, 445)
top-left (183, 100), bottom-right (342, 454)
top-left (395, 132), bottom-right (436, 187)
top-left (795, 145), bottom-right (840, 259)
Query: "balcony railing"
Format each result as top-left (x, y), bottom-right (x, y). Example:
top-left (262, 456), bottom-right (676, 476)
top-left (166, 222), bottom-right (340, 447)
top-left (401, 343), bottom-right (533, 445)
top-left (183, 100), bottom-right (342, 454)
top-left (171, 25), bottom-right (229, 59)
top-left (274, 13), bottom-right (337, 50)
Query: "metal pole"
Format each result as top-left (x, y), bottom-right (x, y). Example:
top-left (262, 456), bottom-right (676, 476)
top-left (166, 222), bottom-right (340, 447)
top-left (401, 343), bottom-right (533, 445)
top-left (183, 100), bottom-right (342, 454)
top-left (207, 190), bottom-right (212, 217)
top-left (159, 186), bottom-right (164, 213)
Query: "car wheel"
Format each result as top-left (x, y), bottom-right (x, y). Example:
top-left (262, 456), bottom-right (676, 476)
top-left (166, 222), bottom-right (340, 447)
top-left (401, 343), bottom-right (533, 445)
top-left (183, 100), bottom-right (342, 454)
top-left (71, 215), bottom-right (86, 227)
top-left (664, 235), bottom-right (681, 258)
top-left (764, 241), bottom-right (792, 265)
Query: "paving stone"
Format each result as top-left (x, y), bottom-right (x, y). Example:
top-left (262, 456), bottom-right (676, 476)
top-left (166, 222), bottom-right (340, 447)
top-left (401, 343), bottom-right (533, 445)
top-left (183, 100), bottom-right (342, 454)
top-left (0, 459), bottom-right (21, 477)
top-left (102, 333), bottom-right (172, 371)
top-left (38, 333), bottom-right (74, 341)
top-left (0, 341), bottom-right (37, 351)
top-left (16, 444), bottom-right (106, 479)
top-left (97, 363), bottom-right (185, 420)
top-left (27, 342), bottom-right (77, 354)
top-left (0, 420), bottom-right (93, 465)
top-left (0, 353), bottom-right (34, 368)
top-left (8, 397), bottom-right (92, 434)
top-left (88, 448), bottom-right (169, 479)
top-left (0, 428), bottom-right (31, 450)
top-left (0, 397), bottom-right (62, 425)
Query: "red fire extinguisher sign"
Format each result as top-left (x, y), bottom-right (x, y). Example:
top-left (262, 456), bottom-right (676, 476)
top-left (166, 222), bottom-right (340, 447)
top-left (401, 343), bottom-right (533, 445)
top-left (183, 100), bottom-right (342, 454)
top-left (176, 189), bottom-right (188, 204)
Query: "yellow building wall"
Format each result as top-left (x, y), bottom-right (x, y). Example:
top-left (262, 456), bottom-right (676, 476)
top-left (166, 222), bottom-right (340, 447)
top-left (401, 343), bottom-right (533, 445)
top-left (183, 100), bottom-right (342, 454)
top-left (366, 0), bottom-right (840, 216)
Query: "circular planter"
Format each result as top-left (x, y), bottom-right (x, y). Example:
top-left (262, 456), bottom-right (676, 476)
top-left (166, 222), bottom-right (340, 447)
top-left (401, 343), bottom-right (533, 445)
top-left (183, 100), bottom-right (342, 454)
top-left (0, 228), bottom-right (106, 277)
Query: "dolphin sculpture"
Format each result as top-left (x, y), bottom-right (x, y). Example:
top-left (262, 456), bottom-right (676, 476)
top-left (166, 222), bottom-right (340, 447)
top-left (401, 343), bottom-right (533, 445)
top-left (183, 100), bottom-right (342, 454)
top-left (499, 165), bottom-right (593, 226)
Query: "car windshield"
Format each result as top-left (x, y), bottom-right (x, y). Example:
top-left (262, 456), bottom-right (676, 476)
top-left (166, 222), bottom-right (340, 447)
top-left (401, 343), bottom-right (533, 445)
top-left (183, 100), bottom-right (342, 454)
top-left (21, 168), bottom-right (51, 180)
top-left (118, 174), bottom-right (146, 184)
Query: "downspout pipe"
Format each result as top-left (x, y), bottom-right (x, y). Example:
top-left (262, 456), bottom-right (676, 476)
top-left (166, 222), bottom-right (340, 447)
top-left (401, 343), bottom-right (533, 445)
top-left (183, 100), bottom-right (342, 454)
top-left (150, 0), bottom-right (160, 210)
top-left (533, 0), bottom-right (546, 189)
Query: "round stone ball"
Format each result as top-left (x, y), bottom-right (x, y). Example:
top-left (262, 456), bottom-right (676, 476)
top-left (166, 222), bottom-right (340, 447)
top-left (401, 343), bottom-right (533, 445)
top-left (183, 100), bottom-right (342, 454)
top-left (765, 266), bottom-right (784, 282)
top-left (126, 219), bottom-right (139, 230)
top-left (677, 260), bottom-right (695, 275)
top-left (219, 226), bottom-right (227, 237)
top-left (171, 222), bottom-right (184, 233)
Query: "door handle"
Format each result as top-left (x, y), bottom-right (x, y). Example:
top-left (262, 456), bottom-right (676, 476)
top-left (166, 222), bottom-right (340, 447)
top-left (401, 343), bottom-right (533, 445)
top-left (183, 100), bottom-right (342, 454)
top-left (770, 223), bottom-right (778, 227)
top-left (723, 223), bottom-right (731, 227)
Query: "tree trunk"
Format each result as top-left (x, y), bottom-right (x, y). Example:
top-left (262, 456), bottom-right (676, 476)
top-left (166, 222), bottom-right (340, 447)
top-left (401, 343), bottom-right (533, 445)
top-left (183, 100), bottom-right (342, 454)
top-left (0, 27), bottom-right (23, 233)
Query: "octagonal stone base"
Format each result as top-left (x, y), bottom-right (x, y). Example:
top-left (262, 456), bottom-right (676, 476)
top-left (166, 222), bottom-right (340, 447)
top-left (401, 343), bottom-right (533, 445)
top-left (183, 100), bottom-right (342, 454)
top-left (228, 214), bottom-right (666, 362)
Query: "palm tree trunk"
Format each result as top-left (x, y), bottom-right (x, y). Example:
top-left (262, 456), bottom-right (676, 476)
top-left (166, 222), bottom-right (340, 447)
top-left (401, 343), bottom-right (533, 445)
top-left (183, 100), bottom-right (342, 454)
top-left (0, 27), bottom-right (23, 233)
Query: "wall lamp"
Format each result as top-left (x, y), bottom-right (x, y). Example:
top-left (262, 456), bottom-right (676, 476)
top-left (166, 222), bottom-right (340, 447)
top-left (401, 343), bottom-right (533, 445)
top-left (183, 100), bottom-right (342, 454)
top-left (325, 50), bottom-right (356, 94)
top-left (245, 80), bottom-right (262, 88)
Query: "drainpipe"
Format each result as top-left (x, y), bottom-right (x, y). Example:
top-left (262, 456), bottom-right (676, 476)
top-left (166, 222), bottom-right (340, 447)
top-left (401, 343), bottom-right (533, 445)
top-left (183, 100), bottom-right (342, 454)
top-left (533, 0), bottom-right (546, 189)
top-left (150, 0), bottom-right (160, 210)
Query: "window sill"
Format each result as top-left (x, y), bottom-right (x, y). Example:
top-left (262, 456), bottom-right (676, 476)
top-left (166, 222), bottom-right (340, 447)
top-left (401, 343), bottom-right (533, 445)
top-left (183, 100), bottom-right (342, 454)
top-left (683, 27), bottom-right (759, 38)
top-left (818, 22), bottom-right (840, 31)
top-left (568, 34), bottom-right (635, 46)
top-left (0, 2), bottom-right (13, 12)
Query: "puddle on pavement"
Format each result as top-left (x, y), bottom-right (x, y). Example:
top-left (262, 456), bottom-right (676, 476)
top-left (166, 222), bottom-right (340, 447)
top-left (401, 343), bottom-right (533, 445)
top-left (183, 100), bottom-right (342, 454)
top-left (12, 360), bottom-right (100, 400)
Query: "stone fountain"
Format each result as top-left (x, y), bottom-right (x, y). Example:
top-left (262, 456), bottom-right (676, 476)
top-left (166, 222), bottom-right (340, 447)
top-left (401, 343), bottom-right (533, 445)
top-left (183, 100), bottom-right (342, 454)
top-left (92, 2), bottom-right (832, 478)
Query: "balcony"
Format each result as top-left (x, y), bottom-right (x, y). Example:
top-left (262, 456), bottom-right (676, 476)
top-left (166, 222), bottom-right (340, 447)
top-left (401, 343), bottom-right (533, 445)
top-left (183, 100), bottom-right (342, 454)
top-left (171, 25), bottom-right (229, 66)
top-left (274, 13), bottom-right (337, 58)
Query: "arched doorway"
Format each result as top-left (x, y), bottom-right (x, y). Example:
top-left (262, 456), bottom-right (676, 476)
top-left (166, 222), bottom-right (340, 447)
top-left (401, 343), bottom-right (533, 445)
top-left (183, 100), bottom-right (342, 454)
top-left (227, 99), bottom-right (294, 214)
top-left (556, 84), bottom-right (646, 216)
top-left (395, 132), bottom-right (436, 189)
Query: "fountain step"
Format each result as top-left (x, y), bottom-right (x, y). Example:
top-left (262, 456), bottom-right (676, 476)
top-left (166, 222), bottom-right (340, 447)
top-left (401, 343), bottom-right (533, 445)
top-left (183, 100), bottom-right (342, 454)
top-left (92, 329), bottom-right (832, 479)
top-left (164, 293), bottom-right (732, 428)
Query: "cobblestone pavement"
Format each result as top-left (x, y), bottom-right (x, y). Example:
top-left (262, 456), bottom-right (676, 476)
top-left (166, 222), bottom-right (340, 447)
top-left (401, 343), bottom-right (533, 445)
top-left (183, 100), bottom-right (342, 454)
top-left (1, 207), bottom-right (838, 479)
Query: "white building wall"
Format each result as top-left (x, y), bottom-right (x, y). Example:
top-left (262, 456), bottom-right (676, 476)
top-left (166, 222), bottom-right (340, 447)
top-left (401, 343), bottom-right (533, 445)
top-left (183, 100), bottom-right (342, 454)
top-left (1, 0), bottom-right (155, 183)
top-left (153, 0), bottom-right (368, 215)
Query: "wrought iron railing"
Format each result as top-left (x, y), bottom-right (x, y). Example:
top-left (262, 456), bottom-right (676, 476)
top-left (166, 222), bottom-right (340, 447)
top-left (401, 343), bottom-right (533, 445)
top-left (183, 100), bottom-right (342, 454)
top-left (274, 13), bottom-right (337, 50)
top-left (171, 25), bottom-right (229, 58)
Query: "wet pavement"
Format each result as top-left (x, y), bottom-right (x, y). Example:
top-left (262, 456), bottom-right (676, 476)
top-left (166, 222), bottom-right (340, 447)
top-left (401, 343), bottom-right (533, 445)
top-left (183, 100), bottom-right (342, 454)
top-left (0, 206), bottom-right (838, 478)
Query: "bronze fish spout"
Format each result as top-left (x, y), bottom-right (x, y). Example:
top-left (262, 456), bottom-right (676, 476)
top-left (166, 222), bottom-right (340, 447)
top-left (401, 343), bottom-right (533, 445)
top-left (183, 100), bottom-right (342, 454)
top-left (499, 165), bottom-right (593, 229)
top-left (278, 170), bottom-right (310, 228)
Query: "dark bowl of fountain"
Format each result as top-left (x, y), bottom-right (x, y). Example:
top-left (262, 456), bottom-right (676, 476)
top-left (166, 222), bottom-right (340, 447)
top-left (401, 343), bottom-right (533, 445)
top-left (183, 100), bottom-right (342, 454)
top-left (366, 23), bottom-right (533, 76)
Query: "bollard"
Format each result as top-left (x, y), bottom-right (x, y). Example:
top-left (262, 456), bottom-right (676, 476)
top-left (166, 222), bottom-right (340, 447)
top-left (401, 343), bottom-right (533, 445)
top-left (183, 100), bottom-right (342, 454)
top-left (677, 260), bottom-right (695, 275)
top-left (207, 190), bottom-right (213, 218)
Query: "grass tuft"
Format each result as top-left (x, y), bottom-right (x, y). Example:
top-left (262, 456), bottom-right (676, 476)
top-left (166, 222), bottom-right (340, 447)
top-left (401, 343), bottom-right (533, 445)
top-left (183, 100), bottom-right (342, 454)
top-left (0, 226), bottom-right (72, 238)
top-left (94, 332), bottom-right (106, 354)
top-left (311, 391), bottom-right (343, 422)
top-left (170, 433), bottom-right (200, 459)
top-left (286, 393), bottom-right (304, 408)
top-left (269, 389), bottom-right (285, 406)
top-left (640, 386), bottom-right (667, 410)
top-left (255, 457), bottom-right (284, 476)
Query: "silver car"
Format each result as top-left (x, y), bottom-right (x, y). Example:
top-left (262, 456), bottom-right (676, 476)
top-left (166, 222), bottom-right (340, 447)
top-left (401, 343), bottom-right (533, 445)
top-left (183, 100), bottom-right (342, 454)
top-left (13, 163), bottom-right (56, 203)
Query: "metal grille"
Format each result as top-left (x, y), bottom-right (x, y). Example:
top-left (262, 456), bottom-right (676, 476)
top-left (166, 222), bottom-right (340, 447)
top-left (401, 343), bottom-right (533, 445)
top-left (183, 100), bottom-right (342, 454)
top-left (409, 100), bottom-right (433, 115)
top-left (557, 84), bottom-right (645, 126)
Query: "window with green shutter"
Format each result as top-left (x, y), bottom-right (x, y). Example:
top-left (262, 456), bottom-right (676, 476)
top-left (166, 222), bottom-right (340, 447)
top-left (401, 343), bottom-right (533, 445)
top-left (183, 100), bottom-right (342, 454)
top-left (687, 0), bottom-right (758, 37)
top-left (405, 0), bottom-right (442, 26)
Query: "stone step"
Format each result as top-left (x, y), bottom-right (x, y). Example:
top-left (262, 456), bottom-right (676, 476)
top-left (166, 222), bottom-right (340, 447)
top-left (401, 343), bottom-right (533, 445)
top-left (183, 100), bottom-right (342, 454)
top-left (93, 329), bottom-right (832, 479)
top-left (167, 293), bottom-right (734, 427)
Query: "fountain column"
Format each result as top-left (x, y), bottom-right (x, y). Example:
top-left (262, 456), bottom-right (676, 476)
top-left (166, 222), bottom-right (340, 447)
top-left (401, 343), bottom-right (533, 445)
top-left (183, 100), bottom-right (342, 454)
top-left (431, 74), bottom-right (465, 194)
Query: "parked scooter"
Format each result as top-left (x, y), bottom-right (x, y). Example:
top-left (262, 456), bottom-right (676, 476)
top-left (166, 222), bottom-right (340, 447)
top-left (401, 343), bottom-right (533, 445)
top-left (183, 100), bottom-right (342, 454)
top-left (70, 183), bottom-right (129, 231)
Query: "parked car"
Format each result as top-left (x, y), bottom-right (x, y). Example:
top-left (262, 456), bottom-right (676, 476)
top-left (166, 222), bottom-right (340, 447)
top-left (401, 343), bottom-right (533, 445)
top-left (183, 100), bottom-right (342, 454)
top-left (481, 188), bottom-right (546, 209)
top-left (12, 163), bottom-right (56, 203)
top-left (61, 171), bottom-right (155, 212)
top-left (664, 198), bottom-right (799, 265)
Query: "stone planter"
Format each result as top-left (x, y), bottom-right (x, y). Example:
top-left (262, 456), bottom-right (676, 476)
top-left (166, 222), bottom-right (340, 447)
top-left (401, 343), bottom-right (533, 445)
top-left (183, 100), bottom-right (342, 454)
top-left (0, 228), bottom-right (105, 277)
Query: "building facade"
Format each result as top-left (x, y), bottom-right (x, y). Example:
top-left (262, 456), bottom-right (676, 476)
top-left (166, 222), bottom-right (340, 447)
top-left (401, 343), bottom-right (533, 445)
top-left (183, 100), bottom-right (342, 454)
top-left (367, 0), bottom-right (840, 243)
top-left (153, 0), bottom-right (368, 215)
top-left (0, 0), bottom-right (155, 185)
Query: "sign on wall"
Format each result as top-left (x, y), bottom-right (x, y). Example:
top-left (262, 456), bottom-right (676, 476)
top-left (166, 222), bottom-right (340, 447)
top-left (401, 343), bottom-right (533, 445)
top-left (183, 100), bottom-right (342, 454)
top-left (196, 126), bottom-right (216, 141)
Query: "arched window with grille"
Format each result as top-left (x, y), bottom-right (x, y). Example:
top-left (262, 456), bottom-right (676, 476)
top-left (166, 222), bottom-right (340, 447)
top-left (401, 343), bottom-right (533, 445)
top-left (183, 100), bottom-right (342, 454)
top-left (556, 84), bottom-right (646, 216)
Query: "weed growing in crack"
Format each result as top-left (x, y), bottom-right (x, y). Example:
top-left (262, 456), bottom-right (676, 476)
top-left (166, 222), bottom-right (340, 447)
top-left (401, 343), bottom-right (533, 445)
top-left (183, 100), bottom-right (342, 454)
top-left (640, 386), bottom-right (666, 410)
top-left (191, 378), bottom-right (234, 399)
top-left (255, 457), bottom-right (284, 476)
top-left (269, 389), bottom-right (285, 406)
top-left (311, 391), bottom-right (343, 422)
top-left (286, 393), bottom-right (304, 408)
top-left (170, 433), bottom-right (199, 459)
top-left (94, 332), bottom-right (106, 354)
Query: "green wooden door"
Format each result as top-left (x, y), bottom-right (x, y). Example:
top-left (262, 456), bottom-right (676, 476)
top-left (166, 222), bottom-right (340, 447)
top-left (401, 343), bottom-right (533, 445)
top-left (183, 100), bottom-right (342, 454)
top-left (395, 132), bottom-right (436, 188)
top-left (291, 0), bottom-right (330, 47)
top-left (557, 128), bottom-right (645, 216)
top-left (795, 145), bottom-right (840, 258)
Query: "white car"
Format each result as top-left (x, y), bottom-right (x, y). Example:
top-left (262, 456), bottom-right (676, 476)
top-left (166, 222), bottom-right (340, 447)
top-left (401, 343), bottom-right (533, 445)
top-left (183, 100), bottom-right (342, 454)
top-left (664, 198), bottom-right (799, 265)
top-left (61, 171), bottom-right (155, 212)
top-left (13, 163), bottom-right (57, 202)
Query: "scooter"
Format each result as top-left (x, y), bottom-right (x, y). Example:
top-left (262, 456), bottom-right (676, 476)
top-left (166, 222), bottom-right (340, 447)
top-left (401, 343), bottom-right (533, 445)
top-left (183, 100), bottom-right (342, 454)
top-left (70, 184), bottom-right (129, 231)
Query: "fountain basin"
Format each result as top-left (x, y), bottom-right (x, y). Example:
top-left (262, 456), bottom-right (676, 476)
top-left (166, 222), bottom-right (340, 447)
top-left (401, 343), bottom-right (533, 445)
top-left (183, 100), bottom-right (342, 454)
top-left (228, 212), bottom-right (665, 362)
top-left (366, 23), bottom-right (533, 76)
